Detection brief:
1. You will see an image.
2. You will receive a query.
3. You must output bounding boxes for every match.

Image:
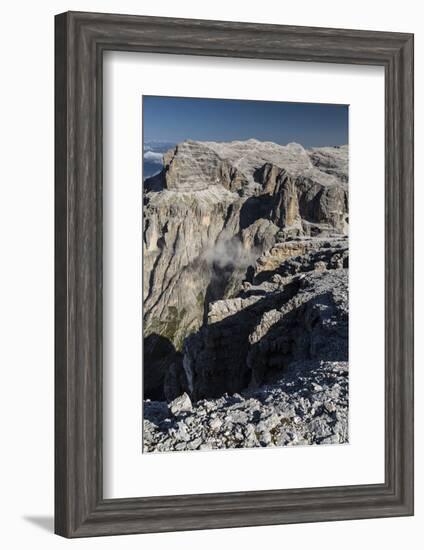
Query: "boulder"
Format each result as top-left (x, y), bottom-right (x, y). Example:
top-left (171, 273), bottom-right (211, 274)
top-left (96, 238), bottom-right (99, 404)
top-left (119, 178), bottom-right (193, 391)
top-left (169, 392), bottom-right (192, 416)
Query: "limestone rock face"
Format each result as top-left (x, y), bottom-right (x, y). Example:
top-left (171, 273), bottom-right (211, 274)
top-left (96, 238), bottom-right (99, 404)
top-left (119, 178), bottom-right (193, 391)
top-left (143, 185), bottom-right (237, 353)
top-left (182, 238), bottom-right (348, 401)
top-left (143, 234), bottom-right (349, 452)
top-left (309, 145), bottom-right (349, 183)
top-left (143, 139), bottom-right (348, 401)
top-left (163, 141), bottom-right (249, 193)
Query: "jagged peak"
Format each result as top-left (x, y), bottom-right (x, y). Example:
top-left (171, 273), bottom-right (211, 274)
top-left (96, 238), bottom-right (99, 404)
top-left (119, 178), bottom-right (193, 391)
top-left (159, 138), bottom-right (348, 192)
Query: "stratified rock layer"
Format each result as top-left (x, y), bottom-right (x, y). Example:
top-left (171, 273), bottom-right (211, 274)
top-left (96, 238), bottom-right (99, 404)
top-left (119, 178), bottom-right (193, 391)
top-left (180, 237), bottom-right (348, 401)
top-left (143, 140), bottom-right (348, 401)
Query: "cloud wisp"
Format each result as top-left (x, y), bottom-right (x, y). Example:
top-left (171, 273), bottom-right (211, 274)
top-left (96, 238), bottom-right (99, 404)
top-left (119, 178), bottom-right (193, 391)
top-left (203, 239), bottom-right (260, 270)
top-left (144, 150), bottom-right (164, 164)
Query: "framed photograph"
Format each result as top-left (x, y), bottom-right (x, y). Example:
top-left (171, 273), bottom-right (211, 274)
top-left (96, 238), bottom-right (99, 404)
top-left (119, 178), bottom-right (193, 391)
top-left (55, 11), bottom-right (414, 537)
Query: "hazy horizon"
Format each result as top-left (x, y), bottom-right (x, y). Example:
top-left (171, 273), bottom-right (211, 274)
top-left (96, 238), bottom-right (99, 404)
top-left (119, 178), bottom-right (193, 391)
top-left (143, 95), bottom-right (349, 149)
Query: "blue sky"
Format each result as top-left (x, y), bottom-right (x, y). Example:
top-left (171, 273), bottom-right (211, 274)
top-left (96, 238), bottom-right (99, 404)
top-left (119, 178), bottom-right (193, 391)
top-left (143, 96), bottom-right (348, 148)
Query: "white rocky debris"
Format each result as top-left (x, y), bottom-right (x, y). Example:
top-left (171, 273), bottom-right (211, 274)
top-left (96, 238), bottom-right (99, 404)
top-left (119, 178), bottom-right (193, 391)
top-left (144, 361), bottom-right (348, 452)
top-left (168, 392), bottom-right (192, 416)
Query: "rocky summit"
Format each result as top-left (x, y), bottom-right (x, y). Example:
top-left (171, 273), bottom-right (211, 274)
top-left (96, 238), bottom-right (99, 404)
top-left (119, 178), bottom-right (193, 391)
top-left (143, 139), bottom-right (349, 452)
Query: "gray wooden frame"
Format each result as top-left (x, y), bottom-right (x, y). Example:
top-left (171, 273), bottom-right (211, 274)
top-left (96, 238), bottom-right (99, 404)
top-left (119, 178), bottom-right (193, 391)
top-left (55, 11), bottom-right (414, 538)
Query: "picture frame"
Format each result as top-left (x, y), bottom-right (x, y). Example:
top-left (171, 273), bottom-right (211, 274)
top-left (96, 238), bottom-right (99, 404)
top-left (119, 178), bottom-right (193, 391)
top-left (54, 11), bottom-right (414, 538)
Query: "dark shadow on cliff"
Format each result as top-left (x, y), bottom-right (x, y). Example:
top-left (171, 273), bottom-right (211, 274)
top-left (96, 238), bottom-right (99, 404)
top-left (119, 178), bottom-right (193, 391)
top-left (184, 274), bottom-right (348, 401)
top-left (247, 290), bottom-right (348, 388)
top-left (185, 278), bottom-right (302, 401)
top-left (202, 262), bottom-right (236, 325)
top-left (239, 194), bottom-right (274, 230)
top-left (144, 333), bottom-right (182, 401)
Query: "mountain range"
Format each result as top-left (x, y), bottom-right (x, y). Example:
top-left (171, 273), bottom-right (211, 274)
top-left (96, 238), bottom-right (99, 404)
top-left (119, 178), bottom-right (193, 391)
top-left (142, 138), bottom-right (349, 452)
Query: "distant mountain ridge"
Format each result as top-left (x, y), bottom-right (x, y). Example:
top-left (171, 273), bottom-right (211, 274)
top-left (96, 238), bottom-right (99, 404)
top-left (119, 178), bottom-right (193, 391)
top-left (143, 140), bottom-right (176, 179)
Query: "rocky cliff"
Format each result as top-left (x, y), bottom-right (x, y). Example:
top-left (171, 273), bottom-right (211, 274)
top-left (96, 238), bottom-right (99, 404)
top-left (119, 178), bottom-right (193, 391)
top-left (143, 231), bottom-right (348, 451)
top-left (143, 139), bottom-right (348, 405)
